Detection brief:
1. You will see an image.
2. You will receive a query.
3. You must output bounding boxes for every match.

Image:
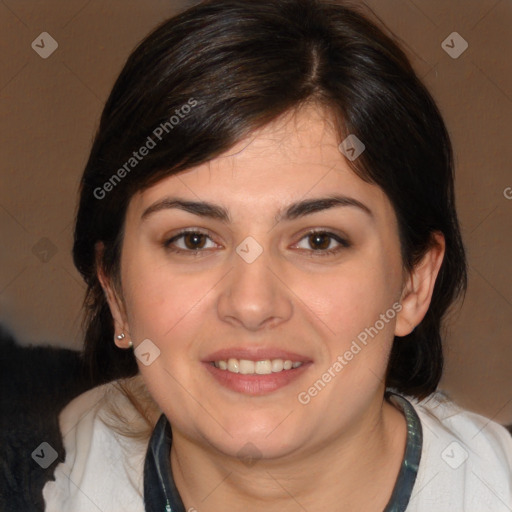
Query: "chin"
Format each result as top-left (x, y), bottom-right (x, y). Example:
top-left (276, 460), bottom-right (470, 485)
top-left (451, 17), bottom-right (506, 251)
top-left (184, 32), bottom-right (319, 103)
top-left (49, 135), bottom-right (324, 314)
top-left (206, 424), bottom-right (303, 462)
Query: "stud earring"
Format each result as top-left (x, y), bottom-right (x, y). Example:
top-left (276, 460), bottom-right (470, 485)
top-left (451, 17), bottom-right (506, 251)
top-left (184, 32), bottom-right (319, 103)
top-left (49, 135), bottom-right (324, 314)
top-left (116, 333), bottom-right (132, 349)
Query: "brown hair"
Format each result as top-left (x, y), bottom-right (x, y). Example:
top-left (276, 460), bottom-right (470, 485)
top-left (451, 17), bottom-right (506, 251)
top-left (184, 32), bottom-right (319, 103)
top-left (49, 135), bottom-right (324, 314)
top-left (73, 0), bottom-right (467, 401)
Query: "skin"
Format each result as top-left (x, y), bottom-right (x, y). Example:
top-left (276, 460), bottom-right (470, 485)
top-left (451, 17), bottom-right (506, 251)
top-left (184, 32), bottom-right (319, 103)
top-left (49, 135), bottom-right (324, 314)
top-left (99, 105), bottom-right (445, 511)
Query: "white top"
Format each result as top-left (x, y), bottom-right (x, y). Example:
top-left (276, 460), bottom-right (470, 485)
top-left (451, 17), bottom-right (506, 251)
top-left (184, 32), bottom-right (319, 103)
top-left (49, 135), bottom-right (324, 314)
top-left (43, 381), bottom-right (512, 512)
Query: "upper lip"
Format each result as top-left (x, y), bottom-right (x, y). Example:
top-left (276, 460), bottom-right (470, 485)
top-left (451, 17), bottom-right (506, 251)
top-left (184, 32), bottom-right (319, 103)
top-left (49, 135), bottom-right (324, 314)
top-left (203, 348), bottom-right (312, 363)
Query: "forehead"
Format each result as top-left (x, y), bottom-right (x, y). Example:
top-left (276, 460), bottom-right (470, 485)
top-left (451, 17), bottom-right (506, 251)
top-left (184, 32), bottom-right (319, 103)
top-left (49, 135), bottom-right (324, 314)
top-left (128, 106), bottom-right (389, 220)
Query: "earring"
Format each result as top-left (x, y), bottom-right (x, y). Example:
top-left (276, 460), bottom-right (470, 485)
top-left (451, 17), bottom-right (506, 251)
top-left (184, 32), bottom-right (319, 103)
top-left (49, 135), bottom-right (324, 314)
top-left (115, 333), bottom-right (133, 349)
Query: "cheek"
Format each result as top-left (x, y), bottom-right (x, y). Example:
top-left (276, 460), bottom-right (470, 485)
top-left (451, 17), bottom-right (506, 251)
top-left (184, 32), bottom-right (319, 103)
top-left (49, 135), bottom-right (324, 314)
top-left (119, 243), bottom-right (202, 341)
top-left (295, 256), bottom-right (400, 342)
top-left (120, 261), bottom-right (216, 420)
top-left (123, 265), bottom-right (211, 343)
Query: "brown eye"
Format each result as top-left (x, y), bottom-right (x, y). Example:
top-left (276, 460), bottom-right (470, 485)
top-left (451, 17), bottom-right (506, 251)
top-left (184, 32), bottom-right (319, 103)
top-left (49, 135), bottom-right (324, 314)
top-left (183, 232), bottom-right (207, 250)
top-left (295, 230), bottom-right (350, 256)
top-left (308, 232), bottom-right (332, 250)
top-left (163, 230), bottom-right (217, 254)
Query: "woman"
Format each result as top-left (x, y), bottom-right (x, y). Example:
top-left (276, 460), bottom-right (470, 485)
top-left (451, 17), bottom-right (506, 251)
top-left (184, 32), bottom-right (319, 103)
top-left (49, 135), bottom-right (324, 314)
top-left (43, 0), bottom-right (512, 510)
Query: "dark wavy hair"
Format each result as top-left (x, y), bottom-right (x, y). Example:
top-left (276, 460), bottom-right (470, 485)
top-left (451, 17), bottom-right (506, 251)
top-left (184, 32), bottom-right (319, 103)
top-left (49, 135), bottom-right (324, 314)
top-left (73, 0), bottom-right (467, 399)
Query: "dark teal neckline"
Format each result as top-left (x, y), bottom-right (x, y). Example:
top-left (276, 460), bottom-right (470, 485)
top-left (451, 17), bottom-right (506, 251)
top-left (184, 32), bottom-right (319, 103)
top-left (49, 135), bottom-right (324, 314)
top-left (382, 391), bottom-right (423, 511)
top-left (143, 390), bottom-right (423, 512)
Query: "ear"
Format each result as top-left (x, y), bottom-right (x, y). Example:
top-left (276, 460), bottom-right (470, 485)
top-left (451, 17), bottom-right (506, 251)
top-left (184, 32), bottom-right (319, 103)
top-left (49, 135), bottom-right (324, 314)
top-left (95, 242), bottom-right (131, 349)
top-left (395, 232), bottom-right (445, 337)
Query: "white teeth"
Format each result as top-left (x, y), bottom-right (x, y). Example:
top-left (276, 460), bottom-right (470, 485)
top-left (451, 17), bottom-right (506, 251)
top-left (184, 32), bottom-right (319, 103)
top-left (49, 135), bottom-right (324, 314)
top-left (239, 360), bottom-right (255, 374)
top-left (213, 358), bottom-right (303, 375)
top-left (255, 360), bottom-right (272, 375)
top-left (227, 358), bottom-right (239, 373)
top-left (271, 359), bottom-right (284, 372)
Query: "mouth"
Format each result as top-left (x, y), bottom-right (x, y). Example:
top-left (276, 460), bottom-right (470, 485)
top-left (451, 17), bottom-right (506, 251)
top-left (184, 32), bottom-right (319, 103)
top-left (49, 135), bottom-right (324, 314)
top-left (202, 349), bottom-right (312, 395)
top-left (210, 358), bottom-right (303, 375)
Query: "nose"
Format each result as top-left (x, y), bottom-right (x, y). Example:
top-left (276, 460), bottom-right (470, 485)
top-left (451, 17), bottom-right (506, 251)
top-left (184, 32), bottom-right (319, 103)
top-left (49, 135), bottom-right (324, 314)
top-left (217, 242), bottom-right (293, 331)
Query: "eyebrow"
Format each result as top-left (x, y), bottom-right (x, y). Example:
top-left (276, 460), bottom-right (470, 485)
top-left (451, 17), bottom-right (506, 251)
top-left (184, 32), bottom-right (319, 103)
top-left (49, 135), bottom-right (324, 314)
top-left (141, 194), bottom-right (373, 223)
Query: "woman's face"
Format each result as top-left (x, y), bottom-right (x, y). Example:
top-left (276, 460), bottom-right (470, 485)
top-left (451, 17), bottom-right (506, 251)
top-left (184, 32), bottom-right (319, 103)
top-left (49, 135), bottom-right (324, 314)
top-left (108, 106), bottom-right (414, 460)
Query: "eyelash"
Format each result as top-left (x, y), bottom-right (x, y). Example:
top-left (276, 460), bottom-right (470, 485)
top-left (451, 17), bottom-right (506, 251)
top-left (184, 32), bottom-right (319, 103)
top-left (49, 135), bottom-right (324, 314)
top-left (163, 229), bottom-right (350, 257)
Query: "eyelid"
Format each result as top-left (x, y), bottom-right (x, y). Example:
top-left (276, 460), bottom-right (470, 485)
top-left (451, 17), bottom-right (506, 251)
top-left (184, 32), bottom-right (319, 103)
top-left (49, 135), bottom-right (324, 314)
top-left (163, 228), bottom-right (219, 251)
top-left (291, 229), bottom-right (351, 255)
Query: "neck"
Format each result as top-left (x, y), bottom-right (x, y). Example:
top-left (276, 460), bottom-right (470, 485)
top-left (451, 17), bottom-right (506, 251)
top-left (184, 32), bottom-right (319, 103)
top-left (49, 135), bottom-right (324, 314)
top-left (170, 393), bottom-right (407, 512)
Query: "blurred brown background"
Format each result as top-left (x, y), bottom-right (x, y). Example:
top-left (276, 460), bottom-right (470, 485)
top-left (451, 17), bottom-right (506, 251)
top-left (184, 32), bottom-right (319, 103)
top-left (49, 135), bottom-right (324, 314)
top-left (0, 0), bottom-right (511, 424)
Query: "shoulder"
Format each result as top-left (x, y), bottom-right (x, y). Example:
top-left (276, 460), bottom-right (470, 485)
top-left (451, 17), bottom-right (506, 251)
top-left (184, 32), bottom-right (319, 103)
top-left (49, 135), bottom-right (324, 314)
top-left (403, 390), bottom-right (512, 512)
top-left (412, 390), bottom-right (512, 469)
top-left (42, 379), bottom-right (149, 512)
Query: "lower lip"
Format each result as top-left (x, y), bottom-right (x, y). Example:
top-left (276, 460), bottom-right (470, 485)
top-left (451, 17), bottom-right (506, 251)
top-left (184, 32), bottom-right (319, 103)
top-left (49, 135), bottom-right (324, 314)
top-left (202, 362), bottom-right (312, 396)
